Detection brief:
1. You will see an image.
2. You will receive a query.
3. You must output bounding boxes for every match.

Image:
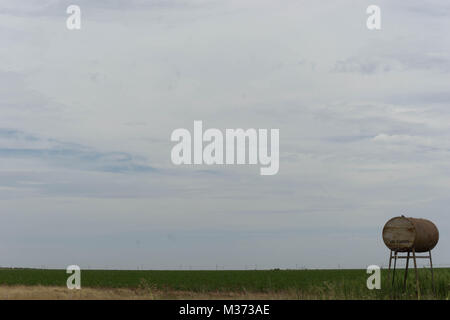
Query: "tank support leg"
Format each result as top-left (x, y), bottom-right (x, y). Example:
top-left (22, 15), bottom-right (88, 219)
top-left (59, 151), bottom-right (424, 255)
top-left (387, 250), bottom-right (393, 287)
top-left (412, 248), bottom-right (420, 299)
top-left (392, 251), bottom-right (398, 286)
top-left (403, 251), bottom-right (410, 290)
top-left (429, 250), bottom-right (435, 294)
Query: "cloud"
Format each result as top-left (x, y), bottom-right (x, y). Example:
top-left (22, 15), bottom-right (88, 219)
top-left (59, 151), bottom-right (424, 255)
top-left (0, 128), bottom-right (156, 174)
top-left (332, 57), bottom-right (393, 75)
top-left (399, 0), bottom-right (450, 18)
top-left (0, 0), bottom-right (194, 17)
top-left (1, 0), bottom-right (450, 268)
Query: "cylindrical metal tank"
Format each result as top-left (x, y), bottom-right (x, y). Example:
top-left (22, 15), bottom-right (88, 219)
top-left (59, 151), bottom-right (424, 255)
top-left (382, 216), bottom-right (439, 252)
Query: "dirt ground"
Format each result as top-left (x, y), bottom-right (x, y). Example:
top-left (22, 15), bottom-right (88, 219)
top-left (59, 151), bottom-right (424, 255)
top-left (0, 285), bottom-right (302, 300)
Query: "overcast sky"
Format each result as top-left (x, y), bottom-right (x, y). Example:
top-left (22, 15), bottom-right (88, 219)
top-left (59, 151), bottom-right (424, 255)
top-left (1, 0), bottom-right (449, 269)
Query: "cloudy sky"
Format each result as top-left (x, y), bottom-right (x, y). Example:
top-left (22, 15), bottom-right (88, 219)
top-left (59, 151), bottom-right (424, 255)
top-left (1, 0), bottom-right (449, 269)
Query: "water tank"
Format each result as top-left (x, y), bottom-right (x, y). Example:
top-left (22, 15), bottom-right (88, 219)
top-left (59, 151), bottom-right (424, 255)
top-left (382, 216), bottom-right (439, 252)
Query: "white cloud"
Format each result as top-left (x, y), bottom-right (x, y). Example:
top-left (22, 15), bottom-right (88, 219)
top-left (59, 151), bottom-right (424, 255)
top-left (1, 0), bottom-right (450, 268)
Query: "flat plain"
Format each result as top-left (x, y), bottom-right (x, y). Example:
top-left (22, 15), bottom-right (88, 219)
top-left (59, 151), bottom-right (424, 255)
top-left (0, 268), bottom-right (448, 299)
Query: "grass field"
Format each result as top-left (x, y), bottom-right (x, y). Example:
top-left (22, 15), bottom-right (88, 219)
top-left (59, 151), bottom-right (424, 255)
top-left (0, 268), bottom-right (449, 299)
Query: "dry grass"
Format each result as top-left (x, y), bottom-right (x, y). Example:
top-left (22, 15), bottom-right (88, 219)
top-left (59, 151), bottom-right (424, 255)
top-left (0, 285), bottom-right (447, 300)
top-left (0, 285), bottom-right (307, 300)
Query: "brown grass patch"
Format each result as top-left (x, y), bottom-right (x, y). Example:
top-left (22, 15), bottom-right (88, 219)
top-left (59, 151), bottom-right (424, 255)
top-left (0, 285), bottom-right (306, 300)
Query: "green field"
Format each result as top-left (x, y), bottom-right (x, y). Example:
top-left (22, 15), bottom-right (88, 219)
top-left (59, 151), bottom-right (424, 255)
top-left (0, 268), bottom-right (449, 299)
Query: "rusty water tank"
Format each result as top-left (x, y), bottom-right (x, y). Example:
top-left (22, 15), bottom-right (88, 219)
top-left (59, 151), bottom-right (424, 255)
top-left (382, 216), bottom-right (439, 252)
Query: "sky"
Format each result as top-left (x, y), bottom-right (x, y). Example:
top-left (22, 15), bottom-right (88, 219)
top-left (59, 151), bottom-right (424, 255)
top-left (0, 0), bottom-right (449, 269)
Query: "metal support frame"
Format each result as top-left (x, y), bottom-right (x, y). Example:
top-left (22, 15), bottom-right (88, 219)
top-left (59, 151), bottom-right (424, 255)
top-left (387, 249), bottom-right (435, 299)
